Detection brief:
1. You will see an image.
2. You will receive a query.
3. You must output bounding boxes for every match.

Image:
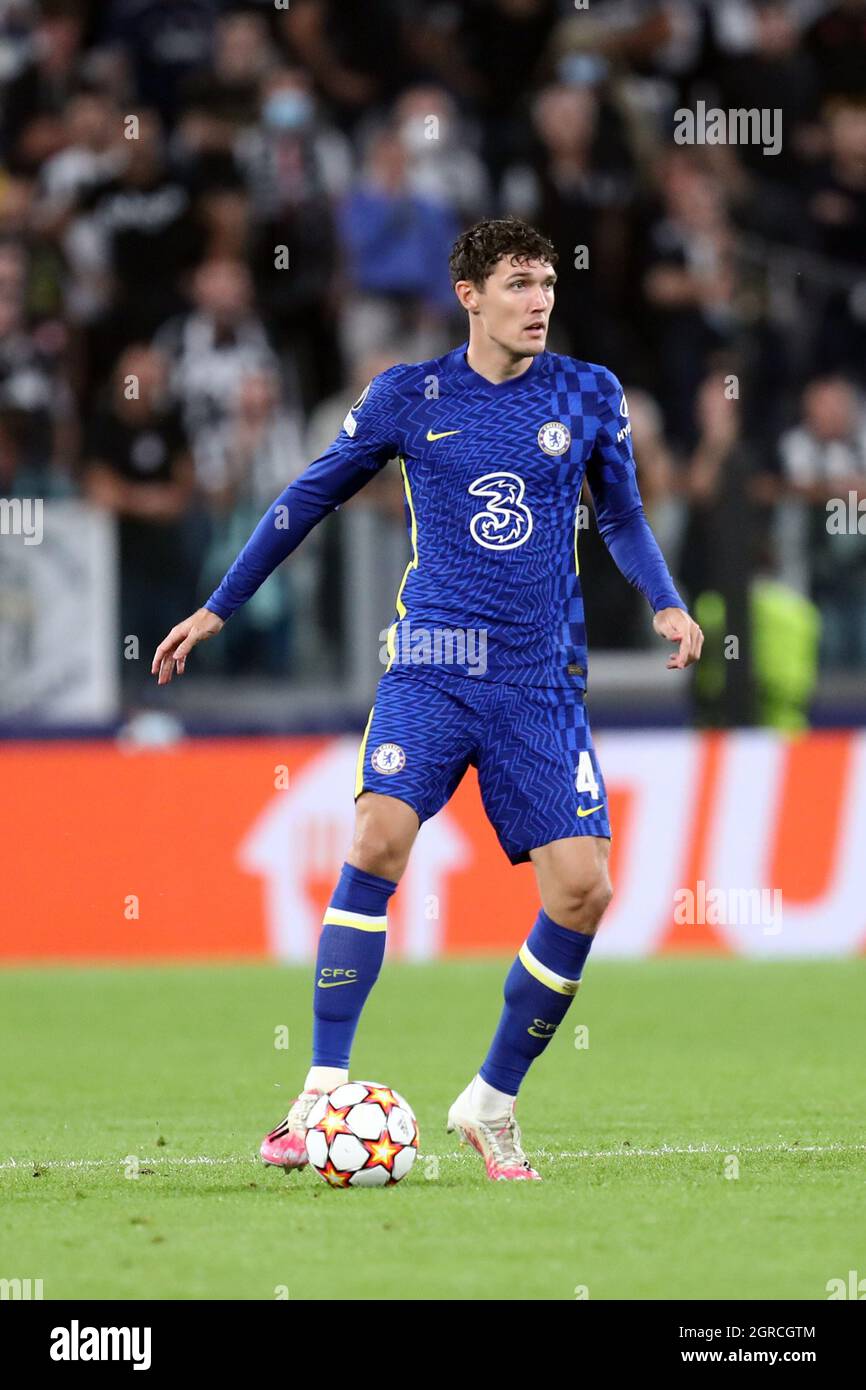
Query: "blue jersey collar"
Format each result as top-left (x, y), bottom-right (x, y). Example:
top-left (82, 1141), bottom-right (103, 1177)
top-left (452, 341), bottom-right (545, 393)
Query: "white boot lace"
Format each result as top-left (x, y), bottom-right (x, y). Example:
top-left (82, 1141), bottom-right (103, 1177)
top-left (288, 1090), bottom-right (321, 1130)
top-left (479, 1107), bottom-right (531, 1170)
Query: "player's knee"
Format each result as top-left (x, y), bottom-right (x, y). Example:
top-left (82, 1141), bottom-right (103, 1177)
top-left (349, 803), bottom-right (416, 882)
top-left (349, 826), bottom-right (408, 881)
top-left (546, 867), bottom-right (613, 932)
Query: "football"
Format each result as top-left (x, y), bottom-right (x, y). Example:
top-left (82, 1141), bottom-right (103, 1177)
top-left (304, 1081), bottom-right (419, 1187)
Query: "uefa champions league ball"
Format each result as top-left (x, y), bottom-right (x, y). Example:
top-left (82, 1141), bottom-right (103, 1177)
top-left (304, 1081), bottom-right (419, 1187)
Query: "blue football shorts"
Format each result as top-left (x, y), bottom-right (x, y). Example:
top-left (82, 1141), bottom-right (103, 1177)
top-left (354, 665), bottom-right (611, 865)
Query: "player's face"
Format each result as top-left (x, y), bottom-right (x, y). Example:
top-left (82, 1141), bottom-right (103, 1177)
top-left (472, 257), bottom-right (556, 359)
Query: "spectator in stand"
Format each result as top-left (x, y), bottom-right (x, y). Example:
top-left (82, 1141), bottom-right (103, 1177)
top-left (239, 67), bottom-right (348, 410)
top-left (82, 345), bottom-right (199, 693)
top-left (66, 108), bottom-right (201, 408)
top-left (501, 79), bottom-right (638, 365)
top-left (777, 376), bottom-right (866, 669)
top-left (34, 88), bottom-right (123, 226)
top-left (154, 256), bottom-right (281, 492)
top-left (810, 99), bottom-right (866, 269)
top-left (678, 367), bottom-right (757, 607)
top-left (170, 101), bottom-right (244, 216)
top-left (713, 0), bottom-right (821, 187)
top-left (197, 366), bottom-right (307, 676)
top-left (0, 238), bottom-right (73, 496)
top-left (99, 0), bottom-right (217, 127)
top-left (201, 365), bottom-right (306, 507)
top-left (390, 85), bottom-right (491, 224)
top-left (171, 10), bottom-right (275, 202)
top-left (0, 166), bottom-right (67, 325)
top-left (339, 127), bottom-right (460, 362)
top-left (410, 0), bottom-right (561, 186)
top-left (237, 66), bottom-right (353, 214)
top-left (806, 0), bottom-right (866, 102)
top-left (179, 9), bottom-right (275, 139)
top-left (642, 152), bottom-right (740, 449)
top-left (278, 0), bottom-right (422, 132)
top-left (807, 99), bottom-right (866, 374)
top-left (1, 0), bottom-right (85, 175)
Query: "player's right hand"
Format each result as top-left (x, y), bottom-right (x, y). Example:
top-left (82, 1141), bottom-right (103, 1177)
top-left (151, 607), bottom-right (224, 685)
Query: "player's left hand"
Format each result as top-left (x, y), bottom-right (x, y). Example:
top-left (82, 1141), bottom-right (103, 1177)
top-left (653, 607), bottom-right (704, 669)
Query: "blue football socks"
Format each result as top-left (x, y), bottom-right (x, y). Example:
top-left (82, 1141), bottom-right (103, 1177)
top-left (311, 862), bottom-right (397, 1069)
top-left (479, 909), bottom-right (595, 1095)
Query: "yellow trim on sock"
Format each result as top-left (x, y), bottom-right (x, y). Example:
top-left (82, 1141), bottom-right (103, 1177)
top-left (322, 907), bottom-right (388, 932)
top-left (518, 941), bottom-right (580, 996)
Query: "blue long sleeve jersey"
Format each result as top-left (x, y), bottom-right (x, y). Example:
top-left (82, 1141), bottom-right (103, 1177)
top-left (205, 343), bottom-right (687, 689)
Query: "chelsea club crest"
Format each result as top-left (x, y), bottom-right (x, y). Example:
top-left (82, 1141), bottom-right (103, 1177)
top-left (537, 421), bottom-right (571, 456)
top-left (371, 743), bottom-right (406, 775)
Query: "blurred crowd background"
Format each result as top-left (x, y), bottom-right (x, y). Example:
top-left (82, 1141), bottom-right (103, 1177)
top-left (1, 0), bottom-right (865, 722)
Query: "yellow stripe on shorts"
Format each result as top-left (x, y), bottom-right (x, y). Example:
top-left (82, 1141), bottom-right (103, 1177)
top-left (385, 457), bottom-right (418, 672)
top-left (354, 704), bottom-right (376, 798)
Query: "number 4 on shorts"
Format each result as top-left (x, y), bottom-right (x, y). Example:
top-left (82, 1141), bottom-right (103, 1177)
top-left (575, 751), bottom-right (600, 800)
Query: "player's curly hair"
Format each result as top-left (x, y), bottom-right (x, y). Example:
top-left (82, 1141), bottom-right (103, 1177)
top-left (449, 217), bottom-right (558, 288)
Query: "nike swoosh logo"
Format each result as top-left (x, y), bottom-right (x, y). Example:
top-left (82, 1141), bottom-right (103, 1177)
top-left (316, 979), bottom-right (356, 989)
top-left (426, 429), bottom-right (461, 441)
top-left (577, 804), bottom-right (604, 818)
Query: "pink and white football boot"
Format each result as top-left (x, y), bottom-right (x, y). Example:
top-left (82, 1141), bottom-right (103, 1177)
top-left (446, 1081), bottom-right (542, 1182)
top-left (260, 1089), bottom-right (323, 1170)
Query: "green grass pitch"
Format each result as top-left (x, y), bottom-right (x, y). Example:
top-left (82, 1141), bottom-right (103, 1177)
top-left (1, 958), bottom-right (864, 1300)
